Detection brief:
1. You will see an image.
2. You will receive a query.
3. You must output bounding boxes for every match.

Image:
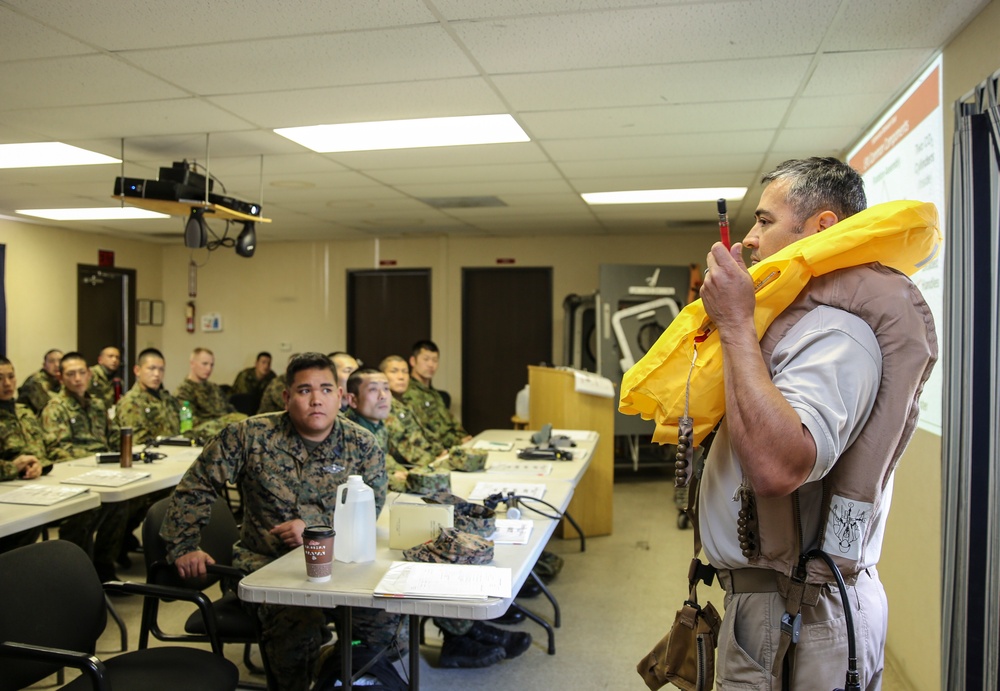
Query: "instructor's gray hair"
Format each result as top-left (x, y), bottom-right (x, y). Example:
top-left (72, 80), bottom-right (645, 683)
top-left (762, 157), bottom-right (867, 223)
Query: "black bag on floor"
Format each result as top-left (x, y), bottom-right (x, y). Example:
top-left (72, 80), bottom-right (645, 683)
top-left (312, 645), bottom-right (407, 691)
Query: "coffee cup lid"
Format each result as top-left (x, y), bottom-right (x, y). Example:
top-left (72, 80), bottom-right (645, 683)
top-left (303, 525), bottom-right (335, 539)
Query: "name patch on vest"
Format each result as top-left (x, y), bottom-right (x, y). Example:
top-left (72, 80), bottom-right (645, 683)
top-left (824, 494), bottom-right (872, 561)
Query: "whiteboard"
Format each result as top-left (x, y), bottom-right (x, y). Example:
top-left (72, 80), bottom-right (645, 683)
top-left (847, 55), bottom-right (944, 436)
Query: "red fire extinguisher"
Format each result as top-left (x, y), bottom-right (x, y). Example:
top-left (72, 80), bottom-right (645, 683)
top-left (186, 301), bottom-right (196, 334)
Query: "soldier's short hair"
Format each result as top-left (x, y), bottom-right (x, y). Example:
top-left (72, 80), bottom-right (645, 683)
top-left (411, 340), bottom-right (438, 357)
top-left (0, 356), bottom-right (12, 367)
top-left (346, 368), bottom-right (384, 397)
top-left (256, 351), bottom-right (272, 362)
top-left (379, 355), bottom-right (406, 372)
top-left (192, 347), bottom-right (214, 357)
top-left (284, 352), bottom-right (334, 388)
top-left (58, 352), bottom-right (87, 372)
top-left (137, 347), bottom-right (165, 366)
top-left (43, 348), bottom-right (62, 361)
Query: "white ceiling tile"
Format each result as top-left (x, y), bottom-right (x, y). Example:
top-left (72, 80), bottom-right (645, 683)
top-left (804, 50), bottom-right (935, 97)
top-left (208, 77), bottom-right (506, 129)
top-left (0, 100), bottom-right (255, 141)
top-left (784, 93), bottom-right (894, 129)
top-left (0, 55), bottom-right (186, 110)
top-left (769, 126), bottom-right (861, 153)
top-left (558, 154), bottom-right (763, 179)
top-left (522, 100), bottom-right (790, 140)
top-left (327, 142), bottom-right (549, 170)
top-left (3, 0), bottom-right (438, 50)
top-left (452, 2), bottom-right (837, 73)
top-left (824, 0), bottom-right (990, 51)
top-left (0, 6), bottom-right (95, 60)
top-left (393, 179), bottom-right (574, 199)
top-left (493, 57), bottom-right (812, 111)
top-left (120, 26), bottom-right (476, 95)
top-left (542, 130), bottom-right (774, 162)
top-left (365, 162), bottom-right (562, 185)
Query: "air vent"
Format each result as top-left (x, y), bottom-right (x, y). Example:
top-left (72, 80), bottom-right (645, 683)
top-left (418, 196), bottom-right (507, 209)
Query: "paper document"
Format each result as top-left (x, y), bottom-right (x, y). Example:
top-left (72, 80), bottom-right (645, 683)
top-left (374, 561), bottom-right (512, 600)
top-left (472, 440), bottom-right (514, 452)
top-left (468, 482), bottom-right (546, 501)
top-left (487, 462), bottom-right (552, 476)
top-left (491, 519), bottom-right (534, 545)
top-left (61, 469), bottom-right (151, 487)
top-left (0, 485), bottom-right (90, 506)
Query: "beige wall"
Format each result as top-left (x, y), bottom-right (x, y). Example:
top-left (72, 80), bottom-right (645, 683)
top-left (0, 218), bottom-right (163, 377)
top-left (159, 231), bottom-right (715, 398)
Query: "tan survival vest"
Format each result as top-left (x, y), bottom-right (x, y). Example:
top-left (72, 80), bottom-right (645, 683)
top-left (747, 262), bottom-right (937, 591)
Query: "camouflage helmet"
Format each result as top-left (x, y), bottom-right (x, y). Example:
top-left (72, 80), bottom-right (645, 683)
top-left (403, 526), bottom-right (494, 565)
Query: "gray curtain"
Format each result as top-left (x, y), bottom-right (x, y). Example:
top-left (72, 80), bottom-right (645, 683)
top-left (943, 69), bottom-right (1000, 691)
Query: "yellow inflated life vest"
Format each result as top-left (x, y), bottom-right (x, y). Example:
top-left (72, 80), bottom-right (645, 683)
top-left (618, 199), bottom-right (941, 445)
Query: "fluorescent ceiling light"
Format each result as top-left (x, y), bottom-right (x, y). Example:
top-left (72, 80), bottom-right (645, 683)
top-left (17, 207), bottom-right (170, 221)
top-left (275, 114), bottom-right (530, 152)
top-left (0, 142), bottom-right (120, 169)
top-left (582, 187), bottom-right (747, 205)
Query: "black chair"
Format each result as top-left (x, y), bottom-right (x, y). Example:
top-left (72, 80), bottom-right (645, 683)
top-left (228, 392), bottom-right (260, 417)
top-left (0, 540), bottom-right (239, 691)
top-left (141, 496), bottom-right (268, 685)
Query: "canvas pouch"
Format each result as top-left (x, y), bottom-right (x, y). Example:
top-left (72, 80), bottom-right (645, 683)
top-left (636, 583), bottom-right (721, 691)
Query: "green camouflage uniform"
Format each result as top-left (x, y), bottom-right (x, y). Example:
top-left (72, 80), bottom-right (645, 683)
top-left (17, 369), bottom-right (61, 416)
top-left (231, 367), bottom-right (275, 398)
top-left (257, 375), bottom-right (286, 414)
top-left (386, 397), bottom-right (444, 468)
top-left (41, 390), bottom-right (120, 461)
top-left (175, 378), bottom-right (246, 443)
top-left (343, 407), bottom-right (408, 492)
top-left (161, 412), bottom-right (395, 691)
top-left (0, 400), bottom-right (51, 472)
top-left (400, 379), bottom-right (468, 447)
top-left (89, 364), bottom-right (118, 410)
top-left (115, 383), bottom-right (181, 444)
top-left (40, 390), bottom-right (126, 579)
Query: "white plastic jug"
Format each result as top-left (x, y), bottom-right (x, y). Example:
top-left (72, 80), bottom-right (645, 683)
top-left (333, 475), bottom-right (377, 563)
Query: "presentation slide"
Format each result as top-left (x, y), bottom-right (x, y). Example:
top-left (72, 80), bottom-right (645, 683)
top-left (848, 56), bottom-right (944, 435)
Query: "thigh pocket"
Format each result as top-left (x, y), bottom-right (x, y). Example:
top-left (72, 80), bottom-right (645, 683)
top-left (717, 595), bottom-right (771, 688)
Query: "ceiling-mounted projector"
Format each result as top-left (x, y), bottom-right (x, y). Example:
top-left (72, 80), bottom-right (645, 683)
top-left (113, 160), bottom-right (263, 218)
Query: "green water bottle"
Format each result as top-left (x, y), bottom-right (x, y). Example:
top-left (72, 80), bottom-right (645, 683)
top-left (179, 400), bottom-right (193, 433)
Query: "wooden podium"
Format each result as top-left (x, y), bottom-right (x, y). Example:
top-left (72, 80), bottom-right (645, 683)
top-left (528, 365), bottom-right (614, 537)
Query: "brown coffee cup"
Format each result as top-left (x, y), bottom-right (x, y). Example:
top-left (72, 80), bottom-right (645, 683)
top-left (302, 525), bottom-right (335, 582)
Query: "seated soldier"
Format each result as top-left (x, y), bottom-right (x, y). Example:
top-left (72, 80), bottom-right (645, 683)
top-left (117, 348), bottom-right (182, 444)
top-left (400, 340), bottom-right (472, 447)
top-left (258, 354), bottom-right (297, 414)
top-left (345, 368), bottom-right (530, 668)
top-left (162, 353), bottom-right (393, 691)
top-left (231, 351), bottom-right (275, 410)
top-left (176, 347), bottom-right (246, 443)
top-left (41, 352), bottom-right (126, 580)
top-left (89, 346), bottom-right (122, 410)
top-left (0, 357), bottom-right (49, 552)
top-left (328, 351), bottom-right (359, 412)
top-left (17, 349), bottom-right (63, 415)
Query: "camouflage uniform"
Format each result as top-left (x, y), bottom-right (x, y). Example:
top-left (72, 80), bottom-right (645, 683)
top-left (115, 383), bottom-right (181, 444)
top-left (40, 390), bottom-right (126, 579)
top-left (0, 400), bottom-right (51, 471)
top-left (41, 390), bottom-right (120, 461)
top-left (343, 407), bottom-right (408, 492)
top-left (175, 378), bottom-right (246, 444)
top-left (231, 367), bottom-right (275, 398)
top-left (257, 375), bottom-right (286, 414)
top-left (89, 364), bottom-right (119, 410)
top-left (17, 369), bottom-right (61, 416)
top-left (385, 397), bottom-right (444, 468)
top-left (401, 379), bottom-right (468, 447)
top-left (161, 412), bottom-right (395, 691)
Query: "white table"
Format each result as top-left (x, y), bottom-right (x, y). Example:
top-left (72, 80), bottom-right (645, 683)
top-left (467, 428), bottom-right (598, 486)
top-left (0, 483), bottom-right (102, 538)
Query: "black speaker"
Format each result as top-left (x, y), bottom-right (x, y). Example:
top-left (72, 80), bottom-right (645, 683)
top-left (184, 209), bottom-right (207, 249)
top-left (236, 222), bottom-right (256, 258)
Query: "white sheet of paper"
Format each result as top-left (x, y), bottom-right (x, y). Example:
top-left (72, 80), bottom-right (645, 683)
top-left (491, 519), bottom-right (534, 545)
top-left (487, 462), bottom-right (553, 476)
top-left (374, 561), bottom-right (512, 600)
top-left (0, 484), bottom-right (90, 506)
top-left (61, 469), bottom-right (151, 487)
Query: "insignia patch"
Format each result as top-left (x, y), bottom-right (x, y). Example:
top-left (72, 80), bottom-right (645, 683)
top-left (823, 494), bottom-right (873, 561)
